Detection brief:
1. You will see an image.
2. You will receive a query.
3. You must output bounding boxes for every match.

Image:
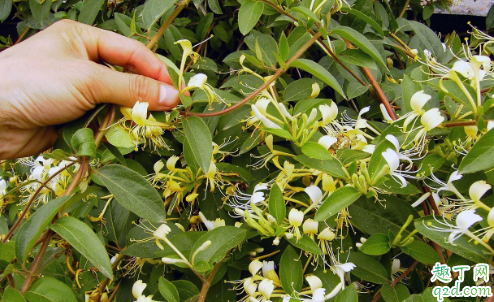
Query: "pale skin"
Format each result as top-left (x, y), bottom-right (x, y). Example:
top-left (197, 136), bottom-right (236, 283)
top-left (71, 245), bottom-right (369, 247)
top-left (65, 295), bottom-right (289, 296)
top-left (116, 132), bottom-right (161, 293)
top-left (0, 19), bottom-right (180, 159)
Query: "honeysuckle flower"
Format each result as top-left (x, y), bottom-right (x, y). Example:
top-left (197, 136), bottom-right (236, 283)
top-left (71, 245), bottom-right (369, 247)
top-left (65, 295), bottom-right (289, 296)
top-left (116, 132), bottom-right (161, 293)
top-left (249, 259), bottom-right (263, 275)
top-left (319, 102), bottom-right (338, 126)
top-left (153, 224), bottom-right (171, 240)
top-left (303, 219), bottom-right (319, 236)
top-left (382, 148), bottom-right (412, 187)
top-left (227, 183), bottom-right (268, 216)
top-left (118, 101), bottom-right (172, 151)
top-left (132, 280), bottom-right (147, 299)
top-left (288, 208), bottom-right (304, 227)
top-left (304, 185), bottom-right (323, 206)
top-left (0, 179), bottom-right (7, 197)
top-left (427, 209), bottom-right (482, 244)
top-left (198, 212), bottom-right (225, 230)
top-left (310, 83), bottom-right (320, 98)
top-left (391, 258), bottom-right (401, 276)
top-left (343, 106), bottom-right (370, 130)
top-left (262, 261), bottom-right (281, 284)
top-left (451, 60), bottom-right (475, 79)
top-left (184, 73), bottom-right (227, 109)
top-left (258, 279), bottom-right (275, 300)
top-left (421, 108), bottom-right (444, 131)
top-left (332, 262), bottom-right (356, 287)
top-left (469, 181), bottom-right (491, 203)
top-left (279, 103), bottom-right (294, 121)
top-left (380, 104), bottom-right (393, 123)
top-left (252, 105), bottom-right (282, 129)
top-left (176, 39), bottom-right (199, 89)
top-left (318, 135), bottom-right (337, 150)
top-left (306, 275), bottom-right (323, 292)
top-left (244, 277), bottom-right (258, 296)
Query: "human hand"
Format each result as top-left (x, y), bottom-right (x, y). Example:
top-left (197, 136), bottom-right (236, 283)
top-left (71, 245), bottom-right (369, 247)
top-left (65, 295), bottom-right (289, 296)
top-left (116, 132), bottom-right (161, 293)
top-left (0, 19), bottom-right (180, 159)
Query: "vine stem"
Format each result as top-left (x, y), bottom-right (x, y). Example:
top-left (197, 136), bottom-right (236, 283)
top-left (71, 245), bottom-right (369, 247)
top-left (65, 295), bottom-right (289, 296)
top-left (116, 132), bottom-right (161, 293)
top-left (371, 261), bottom-right (419, 302)
top-left (94, 105), bottom-right (115, 147)
top-left (20, 158), bottom-right (88, 293)
top-left (344, 39), bottom-right (397, 120)
top-left (146, 2), bottom-right (187, 50)
top-left (180, 31), bottom-right (322, 118)
top-left (197, 261), bottom-right (223, 302)
top-left (2, 161), bottom-right (77, 243)
top-left (445, 120), bottom-right (494, 127)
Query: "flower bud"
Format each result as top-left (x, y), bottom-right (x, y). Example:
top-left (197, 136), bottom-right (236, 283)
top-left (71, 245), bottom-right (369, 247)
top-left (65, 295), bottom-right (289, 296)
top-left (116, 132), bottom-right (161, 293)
top-left (162, 257), bottom-right (185, 264)
top-left (317, 227), bottom-right (335, 241)
top-left (288, 208), bottom-right (304, 227)
top-left (303, 219), bottom-right (319, 235)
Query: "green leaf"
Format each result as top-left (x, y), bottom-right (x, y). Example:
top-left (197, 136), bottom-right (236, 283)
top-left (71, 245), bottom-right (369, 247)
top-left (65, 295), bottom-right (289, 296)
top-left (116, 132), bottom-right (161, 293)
top-left (16, 196), bottom-right (71, 262)
top-left (349, 196), bottom-right (418, 237)
top-left (284, 78), bottom-right (319, 102)
top-left (358, 233), bottom-right (390, 256)
top-left (330, 26), bottom-right (387, 71)
top-left (142, 0), bottom-right (178, 29)
top-left (105, 125), bottom-right (135, 149)
top-left (173, 280), bottom-right (199, 301)
top-left (339, 7), bottom-right (384, 36)
top-left (291, 6), bottom-right (319, 23)
top-left (348, 252), bottom-right (388, 284)
top-left (339, 49), bottom-right (378, 70)
top-left (103, 143), bottom-right (126, 165)
top-left (71, 128), bottom-right (96, 158)
top-left (487, 3), bottom-right (494, 30)
top-left (381, 284), bottom-right (410, 302)
top-left (24, 277), bottom-right (77, 302)
top-left (335, 284), bottom-right (358, 302)
top-left (279, 32), bottom-right (289, 62)
top-left (159, 277), bottom-right (180, 302)
top-left (208, 0), bottom-right (222, 14)
top-left (279, 245), bottom-right (303, 294)
top-left (401, 241), bottom-right (441, 265)
top-left (78, 0), bottom-right (105, 25)
top-left (50, 216), bottom-right (112, 279)
top-left (301, 142), bottom-right (334, 161)
top-left (183, 116), bottom-right (213, 174)
top-left (295, 154), bottom-right (348, 179)
top-left (287, 235), bottom-right (322, 255)
top-left (95, 164), bottom-right (166, 223)
top-left (459, 129), bottom-right (494, 173)
top-left (29, 0), bottom-right (52, 25)
top-left (268, 183), bottom-right (286, 225)
top-left (3, 287), bottom-right (26, 302)
top-left (238, 1), bottom-right (263, 35)
top-left (315, 186), bottom-right (362, 221)
top-left (191, 226), bottom-right (246, 269)
top-left (0, 0), bottom-right (12, 23)
top-left (415, 217), bottom-right (491, 263)
top-left (408, 20), bottom-right (445, 59)
top-left (289, 59), bottom-right (346, 98)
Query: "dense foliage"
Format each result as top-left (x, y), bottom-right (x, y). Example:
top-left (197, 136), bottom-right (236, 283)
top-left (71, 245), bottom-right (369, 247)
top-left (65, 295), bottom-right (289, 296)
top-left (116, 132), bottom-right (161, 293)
top-left (1, 0), bottom-right (494, 301)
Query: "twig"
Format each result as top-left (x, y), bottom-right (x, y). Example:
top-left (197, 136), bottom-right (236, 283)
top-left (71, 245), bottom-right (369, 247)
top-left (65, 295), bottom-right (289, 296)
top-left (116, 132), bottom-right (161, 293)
top-left (197, 261), bottom-right (223, 302)
top-left (94, 105), bottom-right (115, 147)
top-left (444, 120), bottom-right (494, 127)
top-left (146, 3), bottom-right (187, 50)
top-left (15, 27), bottom-right (30, 45)
top-left (2, 162), bottom-right (77, 243)
top-left (181, 32), bottom-right (322, 118)
top-left (344, 40), bottom-right (397, 120)
top-left (371, 261), bottom-right (419, 302)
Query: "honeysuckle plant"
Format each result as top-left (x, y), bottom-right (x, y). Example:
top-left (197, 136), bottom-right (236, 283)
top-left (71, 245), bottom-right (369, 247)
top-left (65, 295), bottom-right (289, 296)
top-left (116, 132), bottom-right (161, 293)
top-left (2, 0), bottom-right (494, 301)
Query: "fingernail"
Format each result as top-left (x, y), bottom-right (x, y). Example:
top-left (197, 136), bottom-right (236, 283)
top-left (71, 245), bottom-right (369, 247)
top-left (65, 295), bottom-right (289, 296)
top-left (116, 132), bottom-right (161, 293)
top-left (159, 84), bottom-right (179, 108)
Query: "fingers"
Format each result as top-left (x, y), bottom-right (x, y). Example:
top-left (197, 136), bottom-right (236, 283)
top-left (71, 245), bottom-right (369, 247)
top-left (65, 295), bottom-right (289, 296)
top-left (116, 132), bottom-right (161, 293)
top-left (0, 127), bottom-right (58, 160)
top-left (89, 64), bottom-right (180, 110)
top-left (66, 20), bottom-right (173, 85)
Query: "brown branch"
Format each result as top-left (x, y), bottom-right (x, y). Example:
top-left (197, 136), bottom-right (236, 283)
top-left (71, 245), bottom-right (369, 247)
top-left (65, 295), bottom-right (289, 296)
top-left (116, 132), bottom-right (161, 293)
top-left (94, 105), bottom-right (115, 147)
top-left (197, 261), bottom-right (223, 302)
top-left (181, 32), bottom-right (322, 118)
top-left (371, 261), bottom-right (419, 302)
top-left (344, 40), bottom-right (397, 120)
top-left (443, 120), bottom-right (494, 127)
top-left (2, 161), bottom-right (77, 243)
top-left (15, 27), bottom-right (30, 45)
top-left (146, 2), bottom-right (187, 50)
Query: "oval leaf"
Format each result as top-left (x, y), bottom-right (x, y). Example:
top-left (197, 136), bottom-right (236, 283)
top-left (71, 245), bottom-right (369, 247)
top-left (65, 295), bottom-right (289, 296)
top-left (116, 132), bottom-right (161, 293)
top-left (49, 216), bottom-right (112, 279)
top-left (16, 196), bottom-right (71, 262)
top-left (24, 277), bottom-right (77, 302)
top-left (159, 277), bottom-right (180, 302)
top-left (183, 116), bottom-right (213, 175)
top-left (289, 59), bottom-right (346, 98)
top-left (358, 233), bottom-right (391, 256)
top-left (238, 1), bottom-right (263, 35)
top-left (268, 183), bottom-right (286, 225)
top-left (280, 245), bottom-right (303, 294)
top-left (142, 0), bottom-right (178, 29)
top-left (95, 164), bottom-right (166, 223)
top-left (459, 128), bottom-right (494, 174)
top-left (315, 186), bottom-right (362, 221)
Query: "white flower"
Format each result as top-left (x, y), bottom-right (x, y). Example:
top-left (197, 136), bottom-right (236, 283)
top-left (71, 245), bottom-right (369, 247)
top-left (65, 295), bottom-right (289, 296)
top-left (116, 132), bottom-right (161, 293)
top-left (187, 73), bottom-right (208, 88)
top-left (198, 212), bottom-right (225, 231)
top-left (249, 259), bottom-right (263, 275)
top-left (318, 135), bottom-right (337, 150)
top-left (319, 102), bottom-right (338, 125)
top-left (252, 105), bottom-right (281, 129)
top-left (451, 61), bottom-right (475, 79)
top-left (317, 227), bottom-right (335, 241)
top-left (421, 108), bottom-right (444, 131)
top-left (469, 181), bottom-right (491, 202)
top-left (382, 148), bottom-right (407, 187)
top-left (132, 280), bottom-right (147, 299)
top-left (304, 185), bottom-right (323, 206)
top-left (311, 287), bottom-right (326, 302)
top-left (410, 90), bottom-right (431, 114)
top-left (227, 183), bottom-right (268, 216)
top-left (303, 219), bottom-right (319, 235)
top-left (161, 257), bottom-right (185, 264)
top-left (279, 103), bottom-right (293, 121)
top-left (131, 101), bottom-right (149, 125)
top-left (255, 98), bottom-right (271, 115)
top-left (244, 277), bottom-right (257, 296)
top-left (306, 275), bottom-right (323, 292)
top-left (427, 210), bottom-right (483, 243)
top-left (333, 262), bottom-right (356, 284)
top-left (288, 208), bottom-right (304, 227)
top-left (153, 224), bottom-right (171, 240)
top-left (391, 259), bottom-right (401, 275)
top-left (0, 179), bottom-right (7, 196)
top-left (258, 279), bottom-right (274, 299)
top-left (380, 104), bottom-right (393, 123)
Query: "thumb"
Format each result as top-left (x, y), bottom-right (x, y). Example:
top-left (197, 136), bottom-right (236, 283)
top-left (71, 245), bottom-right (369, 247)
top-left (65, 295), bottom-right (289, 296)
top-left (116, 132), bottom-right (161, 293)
top-left (89, 64), bottom-right (180, 110)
